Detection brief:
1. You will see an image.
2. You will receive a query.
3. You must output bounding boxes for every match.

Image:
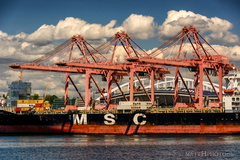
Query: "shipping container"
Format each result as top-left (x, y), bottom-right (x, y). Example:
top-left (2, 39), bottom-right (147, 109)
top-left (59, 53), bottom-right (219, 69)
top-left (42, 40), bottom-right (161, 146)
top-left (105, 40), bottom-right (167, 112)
top-left (35, 103), bottom-right (43, 107)
top-left (44, 103), bottom-right (51, 108)
top-left (17, 103), bottom-right (35, 108)
top-left (17, 100), bottom-right (44, 104)
top-left (15, 107), bottom-right (31, 111)
top-left (15, 107), bottom-right (22, 112)
top-left (35, 107), bottom-right (44, 112)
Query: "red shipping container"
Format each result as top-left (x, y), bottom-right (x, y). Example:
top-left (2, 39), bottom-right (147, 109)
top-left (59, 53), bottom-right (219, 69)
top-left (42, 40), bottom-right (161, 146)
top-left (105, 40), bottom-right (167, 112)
top-left (35, 103), bottom-right (43, 107)
top-left (15, 107), bottom-right (22, 111)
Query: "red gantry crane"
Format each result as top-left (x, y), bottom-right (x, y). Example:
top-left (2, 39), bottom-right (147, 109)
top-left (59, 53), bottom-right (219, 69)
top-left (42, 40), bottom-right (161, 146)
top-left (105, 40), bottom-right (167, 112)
top-left (9, 26), bottom-right (234, 110)
top-left (132, 26), bottom-right (235, 109)
top-left (10, 32), bottom-right (169, 109)
top-left (56, 32), bottom-right (170, 108)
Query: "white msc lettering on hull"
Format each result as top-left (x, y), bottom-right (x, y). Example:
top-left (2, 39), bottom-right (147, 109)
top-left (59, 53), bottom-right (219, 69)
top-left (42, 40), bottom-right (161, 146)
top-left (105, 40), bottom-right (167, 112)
top-left (133, 113), bottom-right (147, 125)
top-left (73, 114), bottom-right (87, 124)
top-left (104, 114), bottom-right (116, 125)
top-left (73, 113), bottom-right (147, 125)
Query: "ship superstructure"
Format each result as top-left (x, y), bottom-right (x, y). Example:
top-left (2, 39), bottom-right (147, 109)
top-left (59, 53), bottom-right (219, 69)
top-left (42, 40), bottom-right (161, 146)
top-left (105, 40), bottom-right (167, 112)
top-left (223, 71), bottom-right (240, 112)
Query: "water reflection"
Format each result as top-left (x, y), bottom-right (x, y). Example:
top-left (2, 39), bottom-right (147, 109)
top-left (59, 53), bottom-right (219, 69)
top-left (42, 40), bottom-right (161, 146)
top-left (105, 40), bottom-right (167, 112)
top-left (0, 135), bottom-right (239, 159)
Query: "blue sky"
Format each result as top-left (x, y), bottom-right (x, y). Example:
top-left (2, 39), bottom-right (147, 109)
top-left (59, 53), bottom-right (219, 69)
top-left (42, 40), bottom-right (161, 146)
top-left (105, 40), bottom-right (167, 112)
top-left (1, 0), bottom-right (240, 35)
top-left (0, 0), bottom-right (240, 96)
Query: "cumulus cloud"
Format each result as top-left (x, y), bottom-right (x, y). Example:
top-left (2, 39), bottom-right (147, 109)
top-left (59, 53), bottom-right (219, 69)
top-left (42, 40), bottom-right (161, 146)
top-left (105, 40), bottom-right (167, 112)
top-left (158, 10), bottom-right (240, 45)
top-left (122, 14), bottom-right (156, 39)
top-left (26, 15), bottom-right (157, 45)
top-left (149, 38), bottom-right (240, 62)
top-left (26, 17), bottom-right (124, 45)
top-left (211, 45), bottom-right (240, 61)
top-left (26, 24), bottom-right (55, 45)
top-left (0, 79), bottom-right (8, 94)
top-left (0, 30), bottom-right (52, 62)
top-left (0, 30), bottom-right (8, 37)
top-left (208, 31), bottom-right (240, 45)
top-left (55, 18), bottom-right (124, 40)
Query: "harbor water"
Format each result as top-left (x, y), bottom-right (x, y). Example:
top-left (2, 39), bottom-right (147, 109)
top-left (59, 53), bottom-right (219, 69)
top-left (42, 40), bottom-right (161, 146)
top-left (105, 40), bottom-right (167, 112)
top-left (0, 134), bottom-right (239, 160)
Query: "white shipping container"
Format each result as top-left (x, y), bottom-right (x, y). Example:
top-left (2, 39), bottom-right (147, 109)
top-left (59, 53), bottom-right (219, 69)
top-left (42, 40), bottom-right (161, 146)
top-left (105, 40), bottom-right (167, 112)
top-left (118, 101), bottom-right (153, 110)
top-left (117, 105), bottom-right (131, 110)
top-left (119, 101), bottom-right (152, 106)
top-left (17, 103), bottom-right (35, 108)
top-left (119, 101), bottom-right (134, 106)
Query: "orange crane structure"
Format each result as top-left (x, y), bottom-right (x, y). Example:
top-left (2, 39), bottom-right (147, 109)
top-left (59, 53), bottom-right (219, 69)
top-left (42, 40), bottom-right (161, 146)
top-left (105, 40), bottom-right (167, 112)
top-left (135, 26), bottom-right (235, 109)
top-left (9, 26), bottom-right (234, 110)
top-left (10, 32), bottom-right (169, 109)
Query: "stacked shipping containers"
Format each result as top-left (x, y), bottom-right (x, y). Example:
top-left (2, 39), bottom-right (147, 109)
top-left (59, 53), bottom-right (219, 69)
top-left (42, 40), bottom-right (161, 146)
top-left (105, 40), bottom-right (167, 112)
top-left (15, 100), bottom-right (50, 112)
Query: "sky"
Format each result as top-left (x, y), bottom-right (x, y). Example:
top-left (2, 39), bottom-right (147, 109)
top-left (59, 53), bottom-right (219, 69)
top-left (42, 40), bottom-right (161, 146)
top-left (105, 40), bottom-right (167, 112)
top-left (0, 0), bottom-right (240, 97)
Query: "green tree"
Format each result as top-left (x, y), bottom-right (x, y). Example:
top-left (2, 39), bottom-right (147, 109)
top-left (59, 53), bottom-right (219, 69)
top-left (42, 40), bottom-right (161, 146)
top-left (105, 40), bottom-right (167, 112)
top-left (30, 93), bottom-right (39, 100)
top-left (44, 95), bottom-right (58, 104)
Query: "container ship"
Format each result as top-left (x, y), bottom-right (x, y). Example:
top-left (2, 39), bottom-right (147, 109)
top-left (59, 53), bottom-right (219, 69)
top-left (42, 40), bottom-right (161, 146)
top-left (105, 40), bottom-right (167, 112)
top-left (2, 26), bottom-right (240, 135)
top-left (1, 78), bottom-right (240, 135)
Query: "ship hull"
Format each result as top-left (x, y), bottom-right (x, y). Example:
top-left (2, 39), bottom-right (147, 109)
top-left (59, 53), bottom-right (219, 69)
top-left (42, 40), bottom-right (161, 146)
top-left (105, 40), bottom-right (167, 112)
top-left (1, 110), bottom-right (240, 135)
top-left (1, 124), bottom-right (240, 135)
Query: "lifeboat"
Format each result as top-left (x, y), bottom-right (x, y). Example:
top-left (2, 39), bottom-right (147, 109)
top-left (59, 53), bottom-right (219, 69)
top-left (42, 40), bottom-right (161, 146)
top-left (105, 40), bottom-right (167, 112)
top-left (224, 89), bottom-right (234, 93)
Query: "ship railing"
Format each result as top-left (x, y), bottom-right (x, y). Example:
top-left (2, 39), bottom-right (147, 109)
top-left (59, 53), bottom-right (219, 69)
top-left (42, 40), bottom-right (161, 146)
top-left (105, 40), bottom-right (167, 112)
top-left (77, 108), bottom-right (225, 114)
top-left (33, 111), bottom-right (69, 114)
top-left (29, 108), bottom-right (224, 114)
top-left (148, 108), bottom-right (224, 113)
